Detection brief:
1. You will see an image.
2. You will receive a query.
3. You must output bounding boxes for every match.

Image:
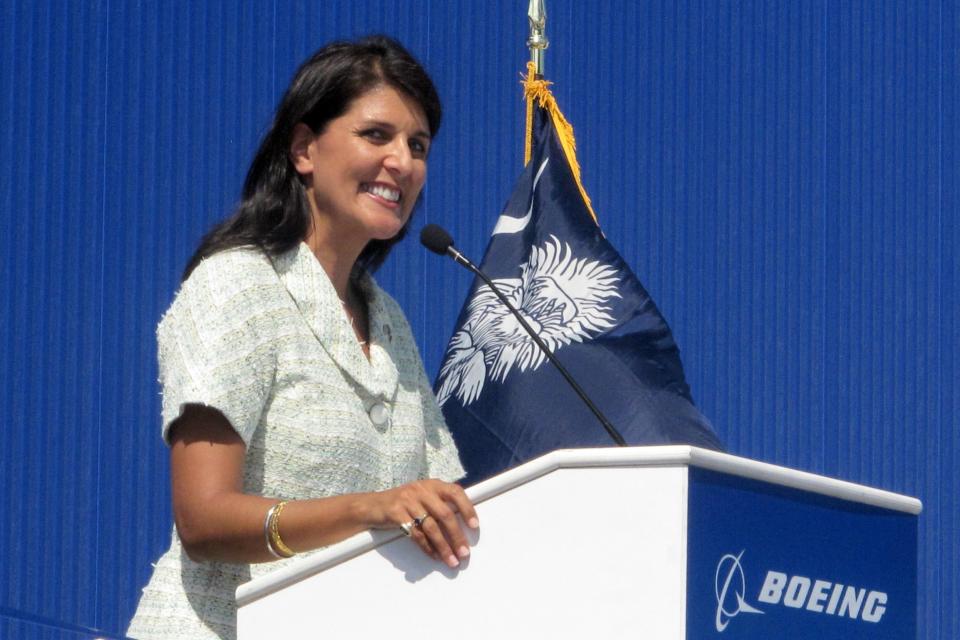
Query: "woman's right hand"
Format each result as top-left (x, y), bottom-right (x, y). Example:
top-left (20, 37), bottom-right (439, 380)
top-left (366, 479), bottom-right (479, 568)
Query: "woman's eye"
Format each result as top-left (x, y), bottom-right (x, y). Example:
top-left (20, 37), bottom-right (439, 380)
top-left (410, 138), bottom-right (429, 156)
top-left (362, 128), bottom-right (388, 141)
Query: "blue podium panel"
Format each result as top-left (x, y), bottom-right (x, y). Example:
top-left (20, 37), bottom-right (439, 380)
top-left (686, 467), bottom-right (917, 639)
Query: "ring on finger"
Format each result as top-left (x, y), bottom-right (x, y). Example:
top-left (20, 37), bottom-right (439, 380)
top-left (413, 513), bottom-right (430, 528)
top-left (400, 521), bottom-right (415, 537)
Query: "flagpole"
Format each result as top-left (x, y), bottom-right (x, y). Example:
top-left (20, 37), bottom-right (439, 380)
top-left (524, 0), bottom-right (548, 164)
top-left (527, 0), bottom-right (548, 78)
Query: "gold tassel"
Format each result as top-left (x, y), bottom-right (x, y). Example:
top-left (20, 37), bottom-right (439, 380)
top-left (524, 69), bottom-right (535, 165)
top-left (521, 62), bottom-right (599, 225)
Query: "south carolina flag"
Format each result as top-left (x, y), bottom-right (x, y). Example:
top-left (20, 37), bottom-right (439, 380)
top-left (436, 68), bottom-right (723, 484)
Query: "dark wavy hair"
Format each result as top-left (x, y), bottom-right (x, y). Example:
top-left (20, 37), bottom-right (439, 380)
top-left (182, 35), bottom-right (442, 281)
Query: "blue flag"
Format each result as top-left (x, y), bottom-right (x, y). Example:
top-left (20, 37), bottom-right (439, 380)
top-left (436, 75), bottom-right (723, 484)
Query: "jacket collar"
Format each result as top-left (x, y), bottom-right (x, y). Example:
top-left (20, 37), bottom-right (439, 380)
top-left (270, 242), bottom-right (400, 400)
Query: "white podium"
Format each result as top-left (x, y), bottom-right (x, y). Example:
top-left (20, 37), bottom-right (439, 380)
top-left (236, 446), bottom-right (921, 639)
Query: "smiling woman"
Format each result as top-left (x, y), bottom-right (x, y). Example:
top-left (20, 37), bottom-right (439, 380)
top-left (290, 83), bottom-right (432, 316)
top-left (126, 36), bottom-right (478, 640)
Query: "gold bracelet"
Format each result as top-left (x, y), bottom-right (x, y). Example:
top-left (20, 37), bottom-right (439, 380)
top-left (268, 500), bottom-right (296, 558)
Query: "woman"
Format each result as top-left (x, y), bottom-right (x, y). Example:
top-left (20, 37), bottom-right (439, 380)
top-left (128, 36), bottom-right (478, 640)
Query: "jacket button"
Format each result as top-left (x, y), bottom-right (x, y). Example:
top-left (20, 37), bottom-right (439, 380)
top-left (369, 402), bottom-right (390, 426)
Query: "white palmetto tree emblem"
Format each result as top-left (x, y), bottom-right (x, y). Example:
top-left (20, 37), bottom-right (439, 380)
top-left (436, 236), bottom-right (622, 407)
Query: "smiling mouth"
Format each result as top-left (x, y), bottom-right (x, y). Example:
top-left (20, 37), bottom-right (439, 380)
top-left (361, 183), bottom-right (401, 204)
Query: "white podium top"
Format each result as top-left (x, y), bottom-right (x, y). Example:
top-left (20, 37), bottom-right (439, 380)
top-left (237, 445), bottom-right (921, 608)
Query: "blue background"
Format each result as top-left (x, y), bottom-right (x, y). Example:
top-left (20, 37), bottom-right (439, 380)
top-left (686, 467), bottom-right (917, 639)
top-left (0, 1), bottom-right (956, 638)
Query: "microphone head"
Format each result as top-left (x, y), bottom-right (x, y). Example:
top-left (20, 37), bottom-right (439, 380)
top-left (420, 224), bottom-right (455, 256)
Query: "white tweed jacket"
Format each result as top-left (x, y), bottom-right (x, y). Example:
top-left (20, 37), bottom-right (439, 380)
top-left (128, 243), bottom-right (464, 640)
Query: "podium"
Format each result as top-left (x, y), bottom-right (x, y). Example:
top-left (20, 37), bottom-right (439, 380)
top-left (236, 446), bottom-right (920, 639)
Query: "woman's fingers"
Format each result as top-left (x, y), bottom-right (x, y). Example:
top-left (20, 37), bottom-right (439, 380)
top-left (402, 509), bottom-right (439, 560)
top-left (390, 480), bottom-right (479, 568)
top-left (439, 482), bottom-right (480, 530)
top-left (417, 499), bottom-right (465, 567)
top-left (425, 481), bottom-right (479, 567)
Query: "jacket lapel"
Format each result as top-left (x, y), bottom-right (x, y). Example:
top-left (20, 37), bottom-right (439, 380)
top-left (270, 243), bottom-right (399, 400)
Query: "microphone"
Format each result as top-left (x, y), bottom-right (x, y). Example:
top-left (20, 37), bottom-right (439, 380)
top-left (420, 224), bottom-right (474, 270)
top-left (420, 224), bottom-right (627, 447)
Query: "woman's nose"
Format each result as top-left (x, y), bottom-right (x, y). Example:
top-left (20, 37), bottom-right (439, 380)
top-left (383, 141), bottom-right (413, 176)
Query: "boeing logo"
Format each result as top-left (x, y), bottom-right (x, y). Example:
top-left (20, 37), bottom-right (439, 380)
top-left (714, 550), bottom-right (764, 631)
top-left (757, 571), bottom-right (887, 622)
top-left (713, 551), bottom-right (889, 632)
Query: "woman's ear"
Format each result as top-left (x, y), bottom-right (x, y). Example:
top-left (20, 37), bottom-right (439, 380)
top-left (289, 123), bottom-right (315, 177)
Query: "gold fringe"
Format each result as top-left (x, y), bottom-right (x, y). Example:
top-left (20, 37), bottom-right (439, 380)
top-left (524, 88), bottom-right (534, 165)
top-left (521, 62), bottom-right (599, 225)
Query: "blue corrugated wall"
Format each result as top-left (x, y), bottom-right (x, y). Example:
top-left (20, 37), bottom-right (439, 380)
top-left (1, 1), bottom-right (956, 638)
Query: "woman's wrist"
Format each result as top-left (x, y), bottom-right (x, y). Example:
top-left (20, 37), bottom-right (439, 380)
top-left (347, 491), bottom-right (386, 529)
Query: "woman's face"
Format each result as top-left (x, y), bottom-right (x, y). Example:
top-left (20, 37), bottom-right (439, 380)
top-left (295, 84), bottom-right (431, 250)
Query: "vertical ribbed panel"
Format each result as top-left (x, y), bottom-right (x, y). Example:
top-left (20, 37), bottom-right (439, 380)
top-left (1, 0), bottom-right (107, 632)
top-left (94, 2), bottom-right (279, 633)
top-left (937, 3), bottom-right (959, 638)
top-left (0, 1), bottom-right (955, 637)
top-left (411, 0), bottom-right (530, 367)
top-left (820, 4), bottom-right (948, 637)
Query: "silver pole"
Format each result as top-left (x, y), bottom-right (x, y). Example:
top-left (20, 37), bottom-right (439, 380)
top-left (527, 0), bottom-right (548, 76)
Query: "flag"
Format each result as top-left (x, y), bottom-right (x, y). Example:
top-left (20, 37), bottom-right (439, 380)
top-left (435, 68), bottom-right (723, 484)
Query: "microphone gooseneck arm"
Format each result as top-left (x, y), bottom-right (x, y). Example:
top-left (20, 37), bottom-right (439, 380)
top-left (436, 236), bottom-right (627, 447)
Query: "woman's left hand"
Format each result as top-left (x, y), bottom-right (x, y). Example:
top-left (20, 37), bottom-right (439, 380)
top-left (366, 479), bottom-right (479, 568)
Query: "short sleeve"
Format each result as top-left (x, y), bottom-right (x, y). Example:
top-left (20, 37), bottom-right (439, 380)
top-left (157, 250), bottom-right (280, 446)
